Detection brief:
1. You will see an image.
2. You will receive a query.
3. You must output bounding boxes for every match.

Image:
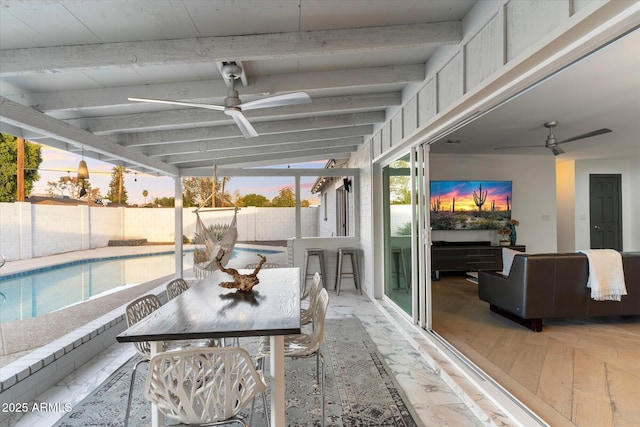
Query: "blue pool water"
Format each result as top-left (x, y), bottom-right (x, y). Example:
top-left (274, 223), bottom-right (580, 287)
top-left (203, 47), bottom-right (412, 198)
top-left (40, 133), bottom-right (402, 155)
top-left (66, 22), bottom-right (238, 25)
top-left (0, 247), bottom-right (283, 323)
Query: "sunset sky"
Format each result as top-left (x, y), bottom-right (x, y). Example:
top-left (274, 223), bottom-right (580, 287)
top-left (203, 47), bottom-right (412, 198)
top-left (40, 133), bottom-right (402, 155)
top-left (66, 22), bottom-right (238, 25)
top-left (32, 145), bottom-right (325, 205)
top-left (430, 181), bottom-right (512, 212)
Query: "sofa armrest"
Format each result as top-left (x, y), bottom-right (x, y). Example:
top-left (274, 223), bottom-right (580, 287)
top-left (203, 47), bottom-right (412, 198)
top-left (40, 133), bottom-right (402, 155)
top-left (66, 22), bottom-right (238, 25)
top-left (478, 261), bottom-right (527, 318)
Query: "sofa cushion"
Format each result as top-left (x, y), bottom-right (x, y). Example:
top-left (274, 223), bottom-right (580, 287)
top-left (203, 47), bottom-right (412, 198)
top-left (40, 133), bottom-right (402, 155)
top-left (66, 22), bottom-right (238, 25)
top-left (502, 247), bottom-right (526, 276)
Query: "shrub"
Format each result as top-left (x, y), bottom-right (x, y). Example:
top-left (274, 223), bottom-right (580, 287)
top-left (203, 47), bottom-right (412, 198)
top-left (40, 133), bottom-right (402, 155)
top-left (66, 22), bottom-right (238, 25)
top-left (395, 222), bottom-right (412, 235)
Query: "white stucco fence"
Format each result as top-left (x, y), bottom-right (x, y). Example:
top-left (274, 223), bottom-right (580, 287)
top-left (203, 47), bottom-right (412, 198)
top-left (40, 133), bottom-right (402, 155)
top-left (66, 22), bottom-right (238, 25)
top-left (0, 203), bottom-right (319, 262)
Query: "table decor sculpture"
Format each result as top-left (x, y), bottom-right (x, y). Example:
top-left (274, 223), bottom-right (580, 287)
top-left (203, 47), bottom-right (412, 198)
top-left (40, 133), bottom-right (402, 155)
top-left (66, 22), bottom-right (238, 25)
top-left (215, 252), bottom-right (266, 292)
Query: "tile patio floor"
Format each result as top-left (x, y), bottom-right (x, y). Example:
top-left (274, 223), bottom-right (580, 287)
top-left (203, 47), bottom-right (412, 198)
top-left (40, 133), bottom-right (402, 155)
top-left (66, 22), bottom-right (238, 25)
top-left (0, 245), bottom-right (511, 427)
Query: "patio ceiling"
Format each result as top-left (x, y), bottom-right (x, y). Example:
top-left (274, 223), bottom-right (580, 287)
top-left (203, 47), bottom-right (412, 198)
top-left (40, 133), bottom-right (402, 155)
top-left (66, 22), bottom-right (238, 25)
top-left (0, 0), bottom-right (475, 178)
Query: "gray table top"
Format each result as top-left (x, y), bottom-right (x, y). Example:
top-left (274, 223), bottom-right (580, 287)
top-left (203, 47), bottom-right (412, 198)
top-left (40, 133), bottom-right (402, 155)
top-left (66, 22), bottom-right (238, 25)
top-left (117, 267), bottom-right (301, 343)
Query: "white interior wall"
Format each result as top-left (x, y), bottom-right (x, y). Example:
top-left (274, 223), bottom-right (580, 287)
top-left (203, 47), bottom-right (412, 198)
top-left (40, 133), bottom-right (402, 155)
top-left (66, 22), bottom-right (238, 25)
top-left (429, 153), bottom-right (557, 254)
top-left (631, 158), bottom-right (640, 251)
top-left (556, 160), bottom-right (577, 252)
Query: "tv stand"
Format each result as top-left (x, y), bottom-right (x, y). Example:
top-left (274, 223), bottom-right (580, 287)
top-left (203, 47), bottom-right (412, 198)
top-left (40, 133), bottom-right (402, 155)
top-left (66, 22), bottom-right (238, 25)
top-left (431, 242), bottom-right (525, 280)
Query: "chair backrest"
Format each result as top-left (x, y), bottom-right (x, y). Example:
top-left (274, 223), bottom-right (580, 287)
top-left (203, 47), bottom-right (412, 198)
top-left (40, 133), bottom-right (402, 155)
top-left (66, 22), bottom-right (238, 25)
top-left (244, 262), bottom-right (282, 269)
top-left (125, 294), bottom-right (162, 358)
top-left (166, 278), bottom-right (189, 300)
top-left (301, 273), bottom-right (322, 324)
top-left (145, 347), bottom-right (267, 424)
top-left (305, 288), bottom-right (329, 355)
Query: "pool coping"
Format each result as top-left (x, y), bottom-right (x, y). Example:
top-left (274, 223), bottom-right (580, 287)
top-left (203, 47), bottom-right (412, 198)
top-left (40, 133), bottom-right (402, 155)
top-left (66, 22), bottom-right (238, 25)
top-left (0, 250), bottom-right (181, 280)
top-left (0, 278), bottom-right (170, 423)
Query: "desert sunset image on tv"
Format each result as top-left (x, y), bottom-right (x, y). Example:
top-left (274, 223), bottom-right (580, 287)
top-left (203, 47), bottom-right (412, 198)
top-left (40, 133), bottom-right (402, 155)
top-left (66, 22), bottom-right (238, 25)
top-left (429, 180), bottom-right (512, 230)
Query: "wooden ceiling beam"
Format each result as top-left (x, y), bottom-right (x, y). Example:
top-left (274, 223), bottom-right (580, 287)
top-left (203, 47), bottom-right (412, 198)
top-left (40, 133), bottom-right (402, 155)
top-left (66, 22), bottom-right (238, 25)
top-left (1, 22), bottom-right (460, 76)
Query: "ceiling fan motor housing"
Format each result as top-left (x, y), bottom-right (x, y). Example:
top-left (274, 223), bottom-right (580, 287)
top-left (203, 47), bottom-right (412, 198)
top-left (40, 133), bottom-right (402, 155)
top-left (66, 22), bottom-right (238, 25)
top-left (545, 121), bottom-right (558, 146)
top-left (224, 91), bottom-right (241, 108)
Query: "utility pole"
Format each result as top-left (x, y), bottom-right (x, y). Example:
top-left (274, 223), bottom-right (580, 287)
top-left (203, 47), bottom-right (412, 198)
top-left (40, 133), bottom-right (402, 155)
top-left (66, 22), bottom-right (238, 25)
top-left (16, 138), bottom-right (25, 202)
top-left (118, 168), bottom-right (123, 204)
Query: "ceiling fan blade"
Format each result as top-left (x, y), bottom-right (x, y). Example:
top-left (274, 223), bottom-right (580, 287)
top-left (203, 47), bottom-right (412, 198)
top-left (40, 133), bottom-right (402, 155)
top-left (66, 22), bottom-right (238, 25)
top-left (556, 128), bottom-right (612, 145)
top-left (225, 109), bottom-right (258, 138)
top-left (495, 145), bottom-right (544, 150)
top-left (128, 97), bottom-right (225, 111)
top-left (239, 92), bottom-right (311, 111)
top-left (551, 146), bottom-right (565, 156)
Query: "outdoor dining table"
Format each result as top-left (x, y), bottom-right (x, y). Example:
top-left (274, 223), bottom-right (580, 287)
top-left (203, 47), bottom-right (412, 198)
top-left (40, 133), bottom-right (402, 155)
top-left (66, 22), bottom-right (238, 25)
top-left (117, 267), bottom-right (301, 427)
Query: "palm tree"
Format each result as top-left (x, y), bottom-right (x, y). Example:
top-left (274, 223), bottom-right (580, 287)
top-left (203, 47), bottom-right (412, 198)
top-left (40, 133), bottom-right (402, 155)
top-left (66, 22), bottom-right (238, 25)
top-left (142, 189), bottom-right (148, 205)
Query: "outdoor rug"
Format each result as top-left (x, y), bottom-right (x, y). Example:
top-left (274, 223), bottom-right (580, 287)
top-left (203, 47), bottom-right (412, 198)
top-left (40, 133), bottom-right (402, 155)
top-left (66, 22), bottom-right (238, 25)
top-left (54, 318), bottom-right (420, 427)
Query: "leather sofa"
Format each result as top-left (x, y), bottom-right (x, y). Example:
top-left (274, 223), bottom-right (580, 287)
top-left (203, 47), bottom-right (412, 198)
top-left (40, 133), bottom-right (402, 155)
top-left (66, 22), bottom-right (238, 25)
top-left (478, 252), bottom-right (640, 331)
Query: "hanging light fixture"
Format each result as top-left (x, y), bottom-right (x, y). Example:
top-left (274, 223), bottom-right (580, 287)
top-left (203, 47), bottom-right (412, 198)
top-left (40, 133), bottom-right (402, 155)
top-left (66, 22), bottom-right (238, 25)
top-left (77, 148), bottom-right (89, 180)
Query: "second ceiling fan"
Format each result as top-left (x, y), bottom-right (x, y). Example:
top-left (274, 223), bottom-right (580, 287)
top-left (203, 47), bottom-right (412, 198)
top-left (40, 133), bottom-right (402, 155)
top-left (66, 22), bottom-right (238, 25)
top-left (128, 63), bottom-right (311, 138)
top-left (495, 121), bottom-right (612, 156)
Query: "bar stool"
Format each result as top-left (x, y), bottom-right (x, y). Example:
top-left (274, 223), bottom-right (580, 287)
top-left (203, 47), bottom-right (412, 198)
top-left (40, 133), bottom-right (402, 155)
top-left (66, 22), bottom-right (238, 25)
top-left (334, 247), bottom-right (362, 295)
top-left (391, 247), bottom-right (409, 291)
top-left (303, 248), bottom-right (327, 297)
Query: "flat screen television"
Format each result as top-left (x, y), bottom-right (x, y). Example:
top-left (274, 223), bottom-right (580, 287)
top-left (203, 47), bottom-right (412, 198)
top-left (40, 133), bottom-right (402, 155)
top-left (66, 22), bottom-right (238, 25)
top-left (429, 180), bottom-right (512, 230)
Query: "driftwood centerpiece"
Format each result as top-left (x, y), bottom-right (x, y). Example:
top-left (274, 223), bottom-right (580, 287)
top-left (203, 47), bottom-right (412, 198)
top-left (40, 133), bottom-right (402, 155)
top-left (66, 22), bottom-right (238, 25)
top-left (215, 252), bottom-right (266, 292)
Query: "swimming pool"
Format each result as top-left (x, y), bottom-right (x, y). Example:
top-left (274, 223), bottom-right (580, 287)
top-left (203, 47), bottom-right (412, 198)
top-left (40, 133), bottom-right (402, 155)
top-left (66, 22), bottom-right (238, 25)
top-left (0, 246), bottom-right (284, 323)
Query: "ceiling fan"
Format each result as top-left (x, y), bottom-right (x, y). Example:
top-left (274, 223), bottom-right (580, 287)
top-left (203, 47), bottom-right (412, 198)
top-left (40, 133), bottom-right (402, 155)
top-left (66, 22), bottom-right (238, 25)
top-left (128, 63), bottom-right (311, 138)
top-left (495, 121), bottom-right (612, 156)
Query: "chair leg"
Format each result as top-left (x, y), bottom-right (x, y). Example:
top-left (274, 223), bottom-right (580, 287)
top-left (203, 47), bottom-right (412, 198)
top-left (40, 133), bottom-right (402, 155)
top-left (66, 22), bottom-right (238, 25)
top-left (124, 358), bottom-right (148, 427)
top-left (320, 352), bottom-right (325, 427)
top-left (335, 251), bottom-right (343, 295)
top-left (351, 253), bottom-right (362, 295)
top-left (249, 356), bottom-right (267, 427)
top-left (249, 390), bottom-right (270, 427)
top-left (262, 390), bottom-right (270, 427)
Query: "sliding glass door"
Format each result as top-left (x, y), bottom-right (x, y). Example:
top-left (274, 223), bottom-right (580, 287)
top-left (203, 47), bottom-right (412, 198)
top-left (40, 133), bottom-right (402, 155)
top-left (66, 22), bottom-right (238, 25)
top-left (382, 146), bottom-right (431, 326)
top-left (382, 156), bottom-right (412, 315)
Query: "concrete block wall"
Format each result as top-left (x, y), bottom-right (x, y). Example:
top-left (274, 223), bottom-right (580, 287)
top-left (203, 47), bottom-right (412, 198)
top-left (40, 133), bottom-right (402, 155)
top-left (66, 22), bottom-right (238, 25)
top-left (32, 205), bottom-right (82, 257)
top-left (0, 203), bottom-right (319, 262)
top-left (255, 208), bottom-right (293, 241)
top-left (124, 207), bottom-right (176, 242)
top-left (183, 207), bottom-right (319, 242)
top-left (89, 206), bottom-right (123, 247)
top-left (0, 203), bottom-right (29, 262)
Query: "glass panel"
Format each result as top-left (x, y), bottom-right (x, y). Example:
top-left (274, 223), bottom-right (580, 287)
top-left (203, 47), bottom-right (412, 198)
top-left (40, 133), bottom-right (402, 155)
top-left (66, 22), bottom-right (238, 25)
top-left (383, 155), bottom-right (412, 315)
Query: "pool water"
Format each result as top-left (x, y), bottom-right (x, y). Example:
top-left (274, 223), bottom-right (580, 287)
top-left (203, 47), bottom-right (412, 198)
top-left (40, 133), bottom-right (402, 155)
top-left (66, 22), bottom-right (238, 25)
top-left (0, 247), bottom-right (283, 323)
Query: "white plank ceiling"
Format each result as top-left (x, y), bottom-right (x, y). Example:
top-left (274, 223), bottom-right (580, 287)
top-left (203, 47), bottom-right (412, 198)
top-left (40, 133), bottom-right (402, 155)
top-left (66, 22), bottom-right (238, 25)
top-left (1, 1), bottom-right (638, 179)
top-left (0, 0), bottom-right (474, 177)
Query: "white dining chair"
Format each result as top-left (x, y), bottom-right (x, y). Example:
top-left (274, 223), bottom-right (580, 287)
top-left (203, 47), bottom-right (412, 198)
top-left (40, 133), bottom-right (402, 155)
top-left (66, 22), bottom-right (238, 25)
top-left (300, 272), bottom-right (322, 325)
top-left (145, 346), bottom-right (269, 426)
top-left (165, 277), bottom-right (189, 300)
top-left (254, 287), bottom-right (329, 426)
top-left (123, 294), bottom-right (163, 427)
top-left (123, 294), bottom-right (218, 427)
top-left (244, 262), bottom-right (282, 269)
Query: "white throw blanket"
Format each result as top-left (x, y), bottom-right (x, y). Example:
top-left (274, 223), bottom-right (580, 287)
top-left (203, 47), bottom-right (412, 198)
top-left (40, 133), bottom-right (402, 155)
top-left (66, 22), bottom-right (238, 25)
top-left (577, 249), bottom-right (627, 301)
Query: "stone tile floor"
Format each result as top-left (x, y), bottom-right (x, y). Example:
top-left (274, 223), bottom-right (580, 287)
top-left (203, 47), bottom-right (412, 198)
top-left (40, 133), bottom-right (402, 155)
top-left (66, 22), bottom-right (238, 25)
top-left (0, 246), bottom-right (513, 427)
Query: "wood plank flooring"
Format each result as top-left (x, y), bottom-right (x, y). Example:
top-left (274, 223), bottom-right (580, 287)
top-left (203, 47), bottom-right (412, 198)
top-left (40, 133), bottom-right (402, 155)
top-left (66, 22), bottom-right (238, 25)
top-left (432, 274), bottom-right (640, 427)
